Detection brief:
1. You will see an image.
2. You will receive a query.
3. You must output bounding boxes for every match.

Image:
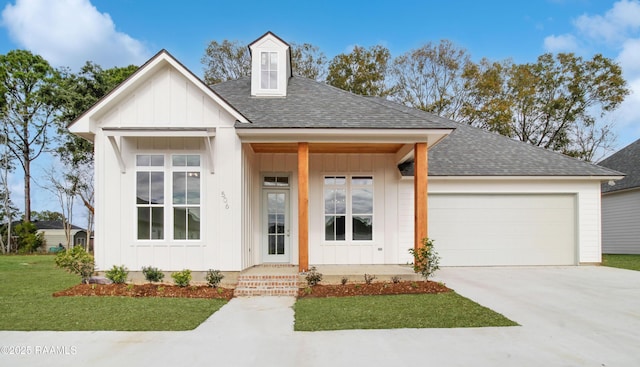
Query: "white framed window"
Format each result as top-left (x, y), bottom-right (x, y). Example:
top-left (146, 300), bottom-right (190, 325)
top-left (136, 155), bottom-right (165, 240)
top-left (172, 155), bottom-right (201, 240)
top-left (324, 175), bottom-right (373, 242)
top-left (260, 51), bottom-right (278, 89)
top-left (135, 154), bottom-right (202, 241)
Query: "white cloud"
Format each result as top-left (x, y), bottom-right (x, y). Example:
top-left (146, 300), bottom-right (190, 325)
top-left (574, 0), bottom-right (640, 44)
top-left (543, 34), bottom-right (580, 53)
top-left (1, 0), bottom-right (150, 69)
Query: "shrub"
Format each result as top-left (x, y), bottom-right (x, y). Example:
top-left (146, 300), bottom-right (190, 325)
top-left (391, 275), bottom-right (401, 284)
top-left (142, 266), bottom-right (165, 283)
top-left (205, 269), bottom-right (224, 288)
top-left (14, 222), bottom-right (45, 253)
top-left (340, 276), bottom-right (348, 285)
top-left (171, 269), bottom-right (192, 287)
top-left (408, 237), bottom-right (441, 280)
top-left (305, 266), bottom-right (322, 286)
top-left (55, 246), bottom-right (95, 283)
top-left (364, 273), bottom-right (376, 285)
top-left (105, 265), bottom-right (129, 284)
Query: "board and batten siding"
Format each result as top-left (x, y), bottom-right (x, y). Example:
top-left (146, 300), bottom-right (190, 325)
top-left (398, 178), bottom-right (604, 265)
top-left (93, 63), bottom-right (244, 272)
top-left (602, 189), bottom-right (640, 254)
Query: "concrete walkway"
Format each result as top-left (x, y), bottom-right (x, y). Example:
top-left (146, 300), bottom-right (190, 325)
top-left (1, 266), bottom-right (639, 366)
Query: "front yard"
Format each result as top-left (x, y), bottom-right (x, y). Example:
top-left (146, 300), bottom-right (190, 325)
top-left (0, 255), bottom-right (226, 331)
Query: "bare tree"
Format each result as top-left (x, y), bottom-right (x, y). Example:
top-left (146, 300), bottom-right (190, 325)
top-left (40, 167), bottom-right (76, 248)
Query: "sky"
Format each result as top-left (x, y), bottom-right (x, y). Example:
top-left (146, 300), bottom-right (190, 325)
top-left (0, 0), bottom-right (639, 224)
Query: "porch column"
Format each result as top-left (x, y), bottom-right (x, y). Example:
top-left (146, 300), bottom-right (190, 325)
top-left (298, 142), bottom-right (309, 272)
top-left (414, 142), bottom-right (428, 253)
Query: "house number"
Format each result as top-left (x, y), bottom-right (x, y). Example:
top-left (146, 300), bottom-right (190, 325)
top-left (221, 191), bottom-right (230, 209)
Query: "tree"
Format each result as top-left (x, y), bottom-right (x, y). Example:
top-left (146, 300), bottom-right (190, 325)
top-left (201, 40), bottom-right (251, 85)
top-left (327, 45), bottom-right (393, 96)
top-left (40, 167), bottom-right (76, 248)
top-left (391, 40), bottom-right (471, 120)
top-left (461, 53), bottom-right (629, 161)
top-left (31, 210), bottom-right (64, 222)
top-left (57, 62), bottom-right (138, 167)
top-left (0, 50), bottom-right (62, 223)
top-left (14, 221), bottom-right (45, 253)
top-left (290, 42), bottom-right (328, 81)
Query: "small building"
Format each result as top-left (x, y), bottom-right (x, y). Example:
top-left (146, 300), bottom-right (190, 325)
top-left (598, 138), bottom-right (640, 254)
top-left (33, 220), bottom-right (88, 251)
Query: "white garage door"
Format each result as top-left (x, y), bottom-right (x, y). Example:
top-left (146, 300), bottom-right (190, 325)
top-left (429, 194), bottom-right (576, 266)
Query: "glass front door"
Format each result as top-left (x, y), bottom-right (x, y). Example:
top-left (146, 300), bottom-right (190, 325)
top-left (263, 190), bottom-right (290, 262)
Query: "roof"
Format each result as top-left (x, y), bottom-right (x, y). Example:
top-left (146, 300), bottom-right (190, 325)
top-left (598, 137), bottom-right (640, 193)
top-left (211, 77), bottom-right (457, 130)
top-left (371, 99), bottom-right (623, 177)
top-left (33, 221), bottom-right (84, 231)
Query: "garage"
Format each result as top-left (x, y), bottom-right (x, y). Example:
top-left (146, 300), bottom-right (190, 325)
top-left (428, 194), bottom-right (577, 266)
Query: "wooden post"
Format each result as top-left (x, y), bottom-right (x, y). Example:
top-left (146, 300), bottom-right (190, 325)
top-left (298, 143), bottom-right (309, 272)
top-left (414, 142), bottom-right (428, 253)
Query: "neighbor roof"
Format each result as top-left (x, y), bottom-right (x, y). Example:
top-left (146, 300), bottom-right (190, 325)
top-left (33, 221), bottom-right (84, 231)
top-left (598, 137), bottom-right (640, 192)
top-left (211, 77), bottom-right (456, 130)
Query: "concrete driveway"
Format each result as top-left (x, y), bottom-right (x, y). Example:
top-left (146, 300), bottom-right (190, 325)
top-left (1, 266), bottom-right (639, 367)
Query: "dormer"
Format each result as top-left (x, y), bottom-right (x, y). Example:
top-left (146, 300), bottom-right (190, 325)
top-left (249, 31), bottom-right (291, 97)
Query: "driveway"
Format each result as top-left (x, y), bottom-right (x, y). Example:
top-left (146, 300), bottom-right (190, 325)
top-left (1, 266), bottom-right (639, 367)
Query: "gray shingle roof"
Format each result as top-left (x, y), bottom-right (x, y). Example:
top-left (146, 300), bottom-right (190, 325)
top-left (33, 220), bottom-right (84, 230)
top-left (598, 138), bottom-right (640, 193)
top-left (211, 77), bottom-right (456, 129)
top-left (212, 76), bottom-right (621, 177)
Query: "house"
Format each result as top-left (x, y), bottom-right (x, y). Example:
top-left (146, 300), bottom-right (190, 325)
top-left (32, 220), bottom-right (88, 251)
top-left (598, 138), bottom-right (640, 254)
top-left (68, 31), bottom-right (621, 272)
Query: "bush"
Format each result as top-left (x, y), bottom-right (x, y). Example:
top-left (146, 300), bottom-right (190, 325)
top-left (305, 266), bottom-right (322, 286)
top-left (408, 237), bottom-right (441, 280)
top-left (171, 269), bottom-right (192, 287)
top-left (364, 273), bottom-right (377, 284)
top-left (105, 265), bottom-right (129, 284)
top-left (14, 222), bottom-right (45, 253)
top-left (55, 246), bottom-right (95, 283)
top-left (205, 269), bottom-right (224, 288)
top-left (141, 266), bottom-right (165, 283)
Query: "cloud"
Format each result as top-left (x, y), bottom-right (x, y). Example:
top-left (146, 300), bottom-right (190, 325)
top-left (574, 0), bottom-right (640, 44)
top-left (1, 0), bottom-right (150, 70)
top-left (543, 34), bottom-right (580, 53)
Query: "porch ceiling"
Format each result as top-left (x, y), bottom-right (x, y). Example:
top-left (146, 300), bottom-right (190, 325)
top-left (250, 142), bottom-right (405, 154)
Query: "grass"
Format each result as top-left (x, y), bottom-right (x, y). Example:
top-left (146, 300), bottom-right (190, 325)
top-left (602, 254), bottom-right (640, 271)
top-left (294, 292), bottom-right (518, 331)
top-left (0, 255), bottom-right (226, 331)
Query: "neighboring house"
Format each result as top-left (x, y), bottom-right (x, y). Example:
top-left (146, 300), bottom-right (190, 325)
top-left (598, 138), bottom-right (640, 254)
top-left (69, 32), bottom-right (621, 272)
top-left (33, 220), bottom-right (87, 251)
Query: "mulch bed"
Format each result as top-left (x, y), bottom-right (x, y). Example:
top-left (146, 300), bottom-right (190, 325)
top-left (297, 280), bottom-right (451, 298)
top-left (53, 283), bottom-right (234, 300)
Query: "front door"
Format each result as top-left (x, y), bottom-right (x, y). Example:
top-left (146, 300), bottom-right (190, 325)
top-left (263, 190), bottom-right (290, 263)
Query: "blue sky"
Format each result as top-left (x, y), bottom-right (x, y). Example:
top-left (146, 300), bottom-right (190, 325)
top-left (0, 0), bottom-right (639, 222)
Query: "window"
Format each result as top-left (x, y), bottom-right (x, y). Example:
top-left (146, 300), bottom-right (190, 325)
top-left (136, 154), bottom-right (201, 241)
top-left (172, 155), bottom-right (201, 240)
top-left (136, 155), bottom-right (165, 240)
top-left (260, 52), bottom-right (278, 89)
top-left (324, 175), bottom-right (373, 242)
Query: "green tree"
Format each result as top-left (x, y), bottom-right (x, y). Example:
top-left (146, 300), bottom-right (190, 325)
top-left (31, 210), bottom-right (64, 222)
top-left (14, 221), bottom-right (45, 253)
top-left (391, 40), bottom-right (471, 120)
top-left (461, 53), bottom-right (629, 161)
top-left (201, 40), bottom-right (251, 85)
top-left (327, 45), bottom-right (393, 96)
top-left (290, 42), bottom-right (328, 81)
top-left (0, 50), bottom-right (62, 222)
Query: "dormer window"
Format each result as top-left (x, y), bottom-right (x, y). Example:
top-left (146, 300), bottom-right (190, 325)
top-left (261, 52), bottom-right (278, 89)
top-left (249, 31), bottom-right (291, 97)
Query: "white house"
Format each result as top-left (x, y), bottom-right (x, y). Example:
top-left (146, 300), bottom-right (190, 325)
top-left (599, 138), bottom-right (640, 254)
top-left (69, 32), bottom-right (621, 272)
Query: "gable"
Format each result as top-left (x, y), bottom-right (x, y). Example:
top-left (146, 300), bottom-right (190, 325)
top-left (69, 50), bottom-right (247, 141)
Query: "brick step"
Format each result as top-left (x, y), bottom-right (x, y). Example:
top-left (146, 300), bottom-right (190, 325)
top-left (234, 275), bottom-right (300, 297)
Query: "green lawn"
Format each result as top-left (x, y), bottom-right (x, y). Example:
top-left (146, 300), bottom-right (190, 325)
top-left (294, 292), bottom-right (518, 331)
top-left (0, 255), bottom-right (226, 331)
top-left (602, 254), bottom-right (640, 271)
